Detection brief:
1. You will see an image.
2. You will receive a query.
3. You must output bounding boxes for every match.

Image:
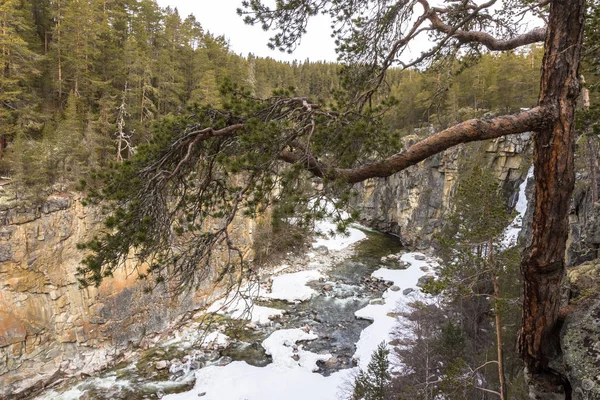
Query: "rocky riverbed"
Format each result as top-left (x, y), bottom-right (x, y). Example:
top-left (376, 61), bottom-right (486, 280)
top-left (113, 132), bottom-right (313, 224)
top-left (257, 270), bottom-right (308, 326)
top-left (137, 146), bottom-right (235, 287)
top-left (34, 225), bottom-right (439, 400)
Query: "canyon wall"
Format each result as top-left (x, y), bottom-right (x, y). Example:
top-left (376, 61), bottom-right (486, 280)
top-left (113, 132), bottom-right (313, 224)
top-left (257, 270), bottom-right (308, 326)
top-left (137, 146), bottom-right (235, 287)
top-left (353, 132), bottom-right (533, 247)
top-left (2, 130), bottom-right (600, 399)
top-left (0, 195), bottom-right (255, 399)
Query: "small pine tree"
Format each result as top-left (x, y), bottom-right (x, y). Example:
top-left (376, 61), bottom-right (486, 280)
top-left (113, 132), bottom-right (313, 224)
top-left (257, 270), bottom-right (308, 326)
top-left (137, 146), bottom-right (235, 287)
top-left (352, 342), bottom-right (392, 400)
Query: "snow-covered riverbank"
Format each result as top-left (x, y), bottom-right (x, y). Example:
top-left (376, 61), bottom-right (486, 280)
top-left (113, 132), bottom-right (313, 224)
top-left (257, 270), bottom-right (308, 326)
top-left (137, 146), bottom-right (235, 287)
top-left (164, 230), bottom-right (438, 400)
top-left (35, 221), bottom-right (439, 400)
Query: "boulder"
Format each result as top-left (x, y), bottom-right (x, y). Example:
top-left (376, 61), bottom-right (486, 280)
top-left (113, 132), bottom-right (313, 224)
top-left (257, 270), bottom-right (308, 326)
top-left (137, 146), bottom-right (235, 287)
top-left (397, 261), bottom-right (409, 270)
top-left (155, 360), bottom-right (168, 370)
top-left (416, 275), bottom-right (434, 288)
top-left (314, 246), bottom-right (329, 255)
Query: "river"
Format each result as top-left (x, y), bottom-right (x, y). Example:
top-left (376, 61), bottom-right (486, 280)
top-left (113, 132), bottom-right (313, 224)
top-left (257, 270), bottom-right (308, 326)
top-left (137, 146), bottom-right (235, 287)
top-left (35, 225), bottom-right (439, 400)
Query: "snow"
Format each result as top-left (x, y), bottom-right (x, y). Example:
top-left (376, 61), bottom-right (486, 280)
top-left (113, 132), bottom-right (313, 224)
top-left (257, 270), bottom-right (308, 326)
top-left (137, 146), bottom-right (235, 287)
top-left (503, 166), bottom-right (533, 247)
top-left (34, 375), bottom-right (134, 400)
top-left (206, 261), bottom-right (325, 325)
top-left (200, 331), bottom-right (230, 348)
top-left (312, 220), bottom-right (367, 251)
top-left (163, 252), bottom-right (438, 400)
top-left (207, 285), bottom-right (283, 325)
top-left (163, 361), bottom-right (351, 400)
top-left (263, 269), bottom-right (324, 302)
top-left (353, 252), bottom-right (437, 369)
top-left (309, 199), bottom-right (367, 251)
top-left (164, 329), bottom-right (349, 400)
top-left (262, 329), bottom-right (331, 370)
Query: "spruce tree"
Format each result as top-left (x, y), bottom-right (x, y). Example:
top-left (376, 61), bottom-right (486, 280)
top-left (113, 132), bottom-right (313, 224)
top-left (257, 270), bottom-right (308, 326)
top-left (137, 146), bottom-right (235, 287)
top-left (352, 342), bottom-right (392, 400)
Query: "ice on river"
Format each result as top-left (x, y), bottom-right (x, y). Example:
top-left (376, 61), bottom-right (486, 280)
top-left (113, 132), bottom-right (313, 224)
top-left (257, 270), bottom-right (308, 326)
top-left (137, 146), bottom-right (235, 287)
top-left (164, 327), bottom-right (347, 400)
top-left (353, 252), bottom-right (437, 369)
top-left (163, 252), bottom-right (437, 400)
top-left (262, 329), bottom-right (331, 370)
top-left (207, 287), bottom-right (284, 325)
top-left (164, 359), bottom-right (350, 400)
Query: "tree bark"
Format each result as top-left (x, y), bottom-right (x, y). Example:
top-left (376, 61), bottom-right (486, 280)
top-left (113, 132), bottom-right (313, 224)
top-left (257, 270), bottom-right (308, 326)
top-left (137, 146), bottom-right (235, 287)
top-left (489, 239), bottom-right (507, 400)
top-left (493, 274), bottom-right (507, 400)
top-left (0, 135), bottom-right (6, 158)
top-left (582, 77), bottom-right (598, 204)
top-left (519, 0), bottom-right (585, 396)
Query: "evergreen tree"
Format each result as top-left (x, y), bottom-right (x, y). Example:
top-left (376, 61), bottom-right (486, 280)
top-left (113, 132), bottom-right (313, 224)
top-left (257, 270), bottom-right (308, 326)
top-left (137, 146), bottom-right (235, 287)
top-left (352, 342), bottom-right (392, 400)
top-left (0, 0), bottom-right (41, 155)
top-left (426, 165), bottom-right (519, 400)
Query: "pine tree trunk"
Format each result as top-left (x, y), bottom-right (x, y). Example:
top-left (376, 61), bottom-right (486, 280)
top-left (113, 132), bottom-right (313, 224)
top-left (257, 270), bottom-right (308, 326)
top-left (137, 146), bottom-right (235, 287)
top-left (493, 274), bottom-right (507, 400)
top-left (489, 239), bottom-right (507, 400)
top-left (519, 0), bottom-right (585, 396)
top-left (57, 0), bottom-right (63, 105)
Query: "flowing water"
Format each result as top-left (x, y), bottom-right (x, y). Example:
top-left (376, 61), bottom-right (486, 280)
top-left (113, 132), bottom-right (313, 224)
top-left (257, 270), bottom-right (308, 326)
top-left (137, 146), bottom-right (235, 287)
top-left (35, 230), bottom-right (403, 400)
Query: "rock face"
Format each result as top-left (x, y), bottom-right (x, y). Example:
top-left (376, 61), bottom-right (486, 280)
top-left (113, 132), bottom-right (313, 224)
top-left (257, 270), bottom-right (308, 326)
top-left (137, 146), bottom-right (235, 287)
top-left (349, 129), bottom-right (600, 398)
top-left (566, 186), bottom-right (600, 267)
top-left (0, 194), bottom-right (254, 399)
top-left (562, 261), bottom-right (600, 400)
top-left (353, 132), bottom-right (532, 247)
top-left (562, 298), bottom-right (600, 400)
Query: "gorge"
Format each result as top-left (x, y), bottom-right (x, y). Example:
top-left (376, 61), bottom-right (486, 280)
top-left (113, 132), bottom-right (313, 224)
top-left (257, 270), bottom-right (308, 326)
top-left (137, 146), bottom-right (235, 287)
top-left (3, 130), bottom-right (596, 399)
top-left (1, 0), bottom-right (600, 398)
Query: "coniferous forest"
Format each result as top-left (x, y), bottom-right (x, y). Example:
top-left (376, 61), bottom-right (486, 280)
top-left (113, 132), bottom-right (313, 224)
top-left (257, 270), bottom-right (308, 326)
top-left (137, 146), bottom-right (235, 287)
top-left (1, 0), bottom-right (546, 199)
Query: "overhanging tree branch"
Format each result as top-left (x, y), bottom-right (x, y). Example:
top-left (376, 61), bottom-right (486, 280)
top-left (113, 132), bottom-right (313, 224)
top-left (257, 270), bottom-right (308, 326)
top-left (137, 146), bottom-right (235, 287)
top-left (278, 106), bottom-right (549, 183)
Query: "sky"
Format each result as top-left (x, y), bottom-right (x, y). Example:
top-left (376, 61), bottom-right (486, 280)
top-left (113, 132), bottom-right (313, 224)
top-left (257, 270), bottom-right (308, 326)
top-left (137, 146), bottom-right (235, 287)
top-left (154, 1), bottom-right (545, 65)
top-left (155, 0), bottom-right (337, 63)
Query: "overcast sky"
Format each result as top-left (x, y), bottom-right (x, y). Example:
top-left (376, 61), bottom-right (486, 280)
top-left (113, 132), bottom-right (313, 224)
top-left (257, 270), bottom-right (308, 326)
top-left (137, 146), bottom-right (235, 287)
top-left (155, 0), bottom-right (337, 62)
top-left (154, 1), bottom-right (544, 65)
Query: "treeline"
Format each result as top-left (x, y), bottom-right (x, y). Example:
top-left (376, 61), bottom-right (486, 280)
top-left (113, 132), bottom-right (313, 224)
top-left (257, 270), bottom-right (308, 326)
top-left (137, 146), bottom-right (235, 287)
top-left (385, 47), bottom-right (543, 130)
top-left (1, 0), bottom-right (543, 197)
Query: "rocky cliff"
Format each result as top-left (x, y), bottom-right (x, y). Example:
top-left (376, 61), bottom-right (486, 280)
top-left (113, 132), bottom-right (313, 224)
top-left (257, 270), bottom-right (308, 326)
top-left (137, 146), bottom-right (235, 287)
top-left (351, 130), bottom-right (600, 398)
top-left (562, 261), bottom-right (600, 400)
top-left (0, 195), bottom-right (255, 399)
top-left (353, 132), bottom-right (533, 246)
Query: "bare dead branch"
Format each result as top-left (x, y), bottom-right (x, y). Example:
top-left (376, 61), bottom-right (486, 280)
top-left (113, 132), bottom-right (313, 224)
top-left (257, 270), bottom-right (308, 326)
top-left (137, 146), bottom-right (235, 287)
top-left (418, 0), bottom-right (546, 51)
top-left (473, 386), bottom-right (502, 397)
